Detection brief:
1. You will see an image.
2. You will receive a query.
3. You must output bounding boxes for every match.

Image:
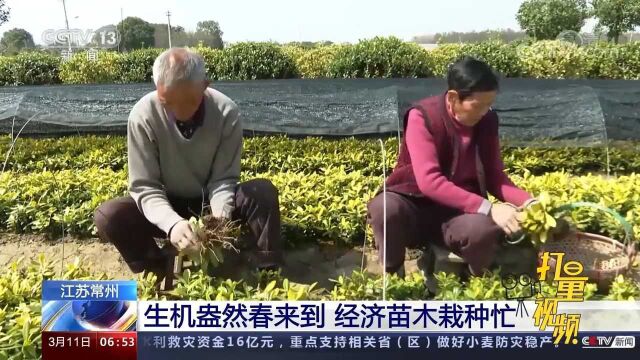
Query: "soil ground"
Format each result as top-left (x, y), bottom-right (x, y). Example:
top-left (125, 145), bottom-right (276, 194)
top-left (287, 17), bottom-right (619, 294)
top-left (1, 233), bottom-right (637, 289)
top-left (0, 233), bottom-right (395, 288)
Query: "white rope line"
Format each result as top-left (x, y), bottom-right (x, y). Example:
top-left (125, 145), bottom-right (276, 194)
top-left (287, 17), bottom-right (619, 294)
top-left (2, 112), bottom-right (41, 173)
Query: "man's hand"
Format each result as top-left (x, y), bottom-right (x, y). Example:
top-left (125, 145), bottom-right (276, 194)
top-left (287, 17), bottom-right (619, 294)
top-left (169, 220), bottom-right (198, 251)
top-left (490, 203), bottom-right (521, 236)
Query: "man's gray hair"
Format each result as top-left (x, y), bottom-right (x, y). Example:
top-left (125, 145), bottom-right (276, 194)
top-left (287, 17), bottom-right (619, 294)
top-left (152, 48), bottom-right (207, 87)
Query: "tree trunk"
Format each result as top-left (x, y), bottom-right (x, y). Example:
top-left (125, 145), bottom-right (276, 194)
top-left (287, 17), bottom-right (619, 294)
top-left (609, 29), bottom-right (620, 44)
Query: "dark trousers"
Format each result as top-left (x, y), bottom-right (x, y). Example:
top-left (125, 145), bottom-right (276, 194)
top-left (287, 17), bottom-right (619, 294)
top-left (94, 179), bottom-right (282, 274)
top-left (367, 192), bottom-right (504, 275)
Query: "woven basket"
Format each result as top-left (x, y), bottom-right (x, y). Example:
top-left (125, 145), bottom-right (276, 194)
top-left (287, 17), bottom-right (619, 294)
top-left (540, 202), bottom-right (637, 290)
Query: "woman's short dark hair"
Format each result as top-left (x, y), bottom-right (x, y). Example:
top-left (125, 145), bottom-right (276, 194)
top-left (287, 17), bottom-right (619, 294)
top-left (447, 57), bottom-right (499, 101)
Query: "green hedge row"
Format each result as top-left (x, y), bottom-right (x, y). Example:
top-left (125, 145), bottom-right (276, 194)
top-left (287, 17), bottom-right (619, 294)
top-left (2, 136), bottom-right (639, 243)
top-left (2, 38), bottom-right (640, 85)
top-left (2, 135), bottom-right (638, 176)
top-left (59, 49), bottom-right (163, 84)
top-left (1, 167), bottom-right (639, 245)
top-left (0, 51), bottom-right (61, 85)
top-left (0, 49), bottom-right (165, 85)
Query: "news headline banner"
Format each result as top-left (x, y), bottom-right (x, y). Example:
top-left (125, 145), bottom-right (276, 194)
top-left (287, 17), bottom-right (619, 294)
top-left (137, 301), bottom-right (640, 333)
top-left (136, 332), bottom-right (639, 360)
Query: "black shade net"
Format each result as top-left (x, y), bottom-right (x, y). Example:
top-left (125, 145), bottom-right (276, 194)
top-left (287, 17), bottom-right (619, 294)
top-left (0, 78), bottom-right (638, 146)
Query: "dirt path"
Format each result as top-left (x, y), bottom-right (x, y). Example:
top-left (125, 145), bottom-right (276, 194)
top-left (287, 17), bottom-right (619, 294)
top-left (0, 233), bottom-right (397, 288)
top-left (4, 232), bottom-right (635, 288)
top-left (0, 233), bottom-right (135, 279)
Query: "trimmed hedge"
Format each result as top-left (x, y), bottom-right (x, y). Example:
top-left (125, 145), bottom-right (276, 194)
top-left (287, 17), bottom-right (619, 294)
top-left (3, 39), bottom-right (640, 84)
top-left (518, 40), bottom-right (587, 79)
top-left (295, 45), bottom-right (344, 78)
top-left (2, 135), bottom-right (640, 244)
top-left (2, 135), bottom-right (640, 176)
top-left (2, 168), bottom-right (640, 244)
top-left (327, 37), bottom-right (433, 78)
top-left (583, 41), bottom-right (640, 80)
top-left (59, 49), bottom-right (162, 84)
top-left (116, 48), bottom-right (163, 83)
top-left (429, 43), bottom-right (466, 77)
top-left (193, 45), bottom-right (224, 80)
top-left (280, 45), bottom-right (307, 69)
top-left (0, 51), bottom-right (61, 85)
top-left (463, 41), bottom-right (524, 78)
top-left (215, 42), bottom-right (298, 80)
top-left (59, 50), bottom-right (122, 84)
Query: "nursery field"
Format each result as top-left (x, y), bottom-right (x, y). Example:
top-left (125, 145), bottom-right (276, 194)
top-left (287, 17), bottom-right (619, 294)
top-left (1, 135), bottom-right (640, 359)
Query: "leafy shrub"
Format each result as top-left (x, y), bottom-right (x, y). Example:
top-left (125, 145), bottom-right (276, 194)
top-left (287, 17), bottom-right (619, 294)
top-left (510, 37), bottom-right (536, 47)
top-left (0, 169), bottom-right (127, 236)
top-left (3, 165), bottom-right (640, 243)
top-left (583, 42), bottom-right (640, 80)
top-left (0, 51), bottom-right (61, 86)
top-left (328, 37), bottom-right (432, 78)
top-left (605, 275), bottom-right (640, 301)
top-left (0, 135), bottom-right (127, 172)
top-left (117, 48), bottom-right (162, 83)
top-left (242, 137), bottom-right (397, 176)
top-left (3, 136), bottom-right (640, 244)
top-left (258, 166), bottom-right (380, 244)
top-left (216, 42), bottom-right (298, 80)
top-left (0, 256), bottom-right (110, 359)
top-left (615, 42), bottom-right (640, 80)
top-left (295, 45), bottom-right (343, 78)
top-left (193, 45), bottom-right (224, 80)
top-left (583, 42), bottom-right (620, 79)
top-left (59, 50), bottom-right (121, 84)
top-left (4, 135), bottom-right (640, 177)
top-left (518, 40), bottom-right (587, 78)
top-left (280, 45), bottom-right (307, 68)
top-left (463, 41), bottom-right (524, 77)
top-left (429, 43), bottom-right (466, 77)
top-left (0, 40), bottom-right (639, 83)
top-left (516, 172), bottom-right (640, 240)
top-left (0, 55), bottom-right (13, 85)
